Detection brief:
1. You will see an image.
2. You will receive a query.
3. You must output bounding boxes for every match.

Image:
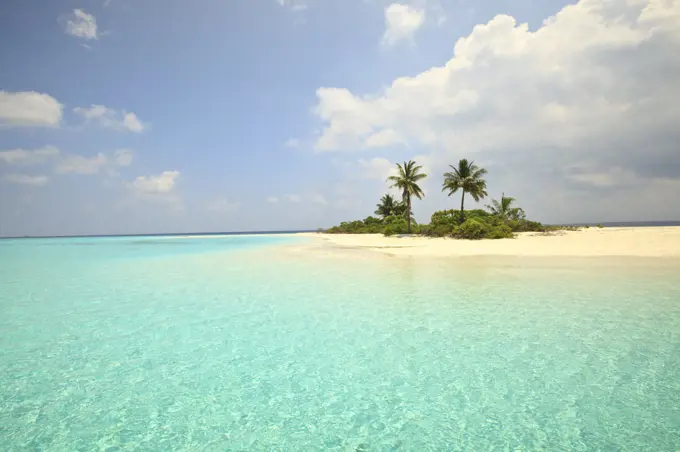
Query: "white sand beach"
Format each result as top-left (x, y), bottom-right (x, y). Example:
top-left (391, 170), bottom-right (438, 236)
top-left (296, 227), bottom-right (680, 258)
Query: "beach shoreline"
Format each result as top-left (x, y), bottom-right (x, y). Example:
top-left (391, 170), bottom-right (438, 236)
top-left (293, 226), bottom-right (680, 258)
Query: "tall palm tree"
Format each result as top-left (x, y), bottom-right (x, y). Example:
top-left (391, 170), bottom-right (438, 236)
top-left (374, 194), bottom-right (398, 219)
top-left (387, 160), bottom-right (427, 233)
top-left (487, 193), bottom-right (519, 221)
top-left (442, 158), bottom-right (488, 222)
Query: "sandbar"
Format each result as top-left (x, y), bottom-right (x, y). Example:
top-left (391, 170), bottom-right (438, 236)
top-left (295, 227), bottom-right (680, 258)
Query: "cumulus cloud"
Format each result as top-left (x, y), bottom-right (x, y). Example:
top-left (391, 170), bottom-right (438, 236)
top-left (0, 146), bottom-right (60, 165)
top-left (129, 170), bottom-right (180, 195)
top-left (312, 0), bottom-right (680, 220)
top-left (122, 113), bottom-right (144, 133)
top-left (382, 4), bottom-right (426, 46)
top-left (2, 174), bottom-right (49, 186)
top-left (357, 157), bottom-right (398, 181)
top-left (55, 153), bottom-right (109, 175)
top-left (0, 91), bottom-right (63, 127)
top-left (73, 105), bottom-right (146, 133)
top-left (365, 129), bottom-right (403, 148)
top-left (0, 146), bottom-right (132, 178)
top-left (267, 196), bottom-right (280, 203)
top-left (62, 9), bottom-right (98, 40)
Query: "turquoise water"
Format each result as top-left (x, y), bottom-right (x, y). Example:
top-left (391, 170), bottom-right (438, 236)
top-left (1, 236), bottom-right (679, 451)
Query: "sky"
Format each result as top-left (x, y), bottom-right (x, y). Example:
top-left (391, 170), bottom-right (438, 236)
top-left (1, 0), bottom-right (679, 236)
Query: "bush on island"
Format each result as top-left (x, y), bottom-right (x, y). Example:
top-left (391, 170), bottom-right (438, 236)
top-left (452, 219), bottom-right (490, 240)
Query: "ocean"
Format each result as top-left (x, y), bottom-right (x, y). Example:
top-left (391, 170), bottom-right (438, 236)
top-left (1, 235), bottom-right (679, 450)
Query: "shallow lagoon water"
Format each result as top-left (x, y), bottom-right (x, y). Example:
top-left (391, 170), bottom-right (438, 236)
top-left (1, 236), bottom-right (679, 450)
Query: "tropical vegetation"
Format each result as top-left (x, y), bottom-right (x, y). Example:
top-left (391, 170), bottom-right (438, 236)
top-left (326, 158), bottom-right (557, 239)
top-left (442, 159), bottom-right (488, 222)
top-left (486, 193), bottom-right (525, 221)
top-left (374, 194), bottom-right (406, 219)
top-left (386, 160), bottom-right (427, 234)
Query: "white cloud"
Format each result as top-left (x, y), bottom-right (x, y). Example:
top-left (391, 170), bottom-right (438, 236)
top-left (63, 9), bottom-right (98, 40)
top-left (2, 174), bottom-right (49, 186)
top-left (55, 153), bottom-right (109, 175)
top-left (276, 0), bottom-right (308, 12)
top-left (357, 157), bottom-right (398, 181)
top-left (365, 129), bottom-right (403, 148)
top-left (0, 146), bottom-right (60, 165)
top-left (382, 4), bottom-right (426, 46)
top-left (73, 105), bottom-right (146, 133)
top-left (316, 0), bottom-right (680, 153)
top-left (206, 198), bottom-right (241, 213)
top-left (284, 194), bottom-right (302, 203)
top-left (122, 113), bottom-right (144, 133)
top-left (74, 104), bottom-right (109, 120)
top-left (0, 91), bottom-right (63, 127)
top-left (113, 149), bottom-right (133, 167)
top-left (276, 193), bottom-right (328, 206)
top-left (312, 0), bottom-right (680, 210)
top-left (120, 171), bottom-right (183, 212)
top-left (129, 170), bottom-right (180, 195)
top-left (1, 147), bottom-right (132, 177)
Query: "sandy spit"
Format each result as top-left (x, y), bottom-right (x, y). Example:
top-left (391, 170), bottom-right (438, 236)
top-left (294, 227), bottom-right (680, 258)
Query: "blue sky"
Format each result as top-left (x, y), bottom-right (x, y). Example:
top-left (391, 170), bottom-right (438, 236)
top-left (1, 0), bottom-right (679, 236)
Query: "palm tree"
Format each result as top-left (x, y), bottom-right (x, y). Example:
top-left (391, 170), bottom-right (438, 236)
top-left (442, 159), bottom-right (488, 223)
top-left (387, 160), bottom-right (427, 233)
top-left (487, 193), bottom-right (517, 221)
top-left (374, 194), bottom-right (398, 219)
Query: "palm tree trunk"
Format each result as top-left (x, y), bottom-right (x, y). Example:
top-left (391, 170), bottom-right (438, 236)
top-left (407, 196), bottom-right (412, 234)
top-left (460, 190), bottom-right (466, 223)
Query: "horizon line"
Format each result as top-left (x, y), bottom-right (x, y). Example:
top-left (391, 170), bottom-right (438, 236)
top-left (2, 221), bottom-right (680, 239)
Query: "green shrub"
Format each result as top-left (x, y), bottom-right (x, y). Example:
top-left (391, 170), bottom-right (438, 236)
top-left (362, 216), bottom-right (382, 225)
top-left (392, 221), bottom-right (409, 234)
top-left (544, 224), bottom-right (580, 232)
top-left (329, 202), bottom-right (544, 238)
top-left (380, 217), bottom-right (409, 236)
top-left (464, 209), bottom-right (492, 221)
top-left (422, 223), bottom-right (456, 237)
top-left (597, 224), bottom-right (604, 228)
top-left (426, 210), bottom-right (459, 236)
top-left (430, 209), bottom-right (458, 224)
top-left (435, 224), bottom-right (456, 237)
top-left (525, 221), bottom-right (544, 232)
top-left (507, 219), bottom-right (545, 232)
top-left (487, 224), bottom-right (513, 239)
top-left (452, 219), bottom-right (490, 240)
top-left (326, 219), bottom-right (387, 234)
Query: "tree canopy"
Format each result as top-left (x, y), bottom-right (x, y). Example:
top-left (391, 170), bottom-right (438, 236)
top-left (442, 159), bottom-right (488, 222)
top-left (387, 160), bottom-right (427, 233)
